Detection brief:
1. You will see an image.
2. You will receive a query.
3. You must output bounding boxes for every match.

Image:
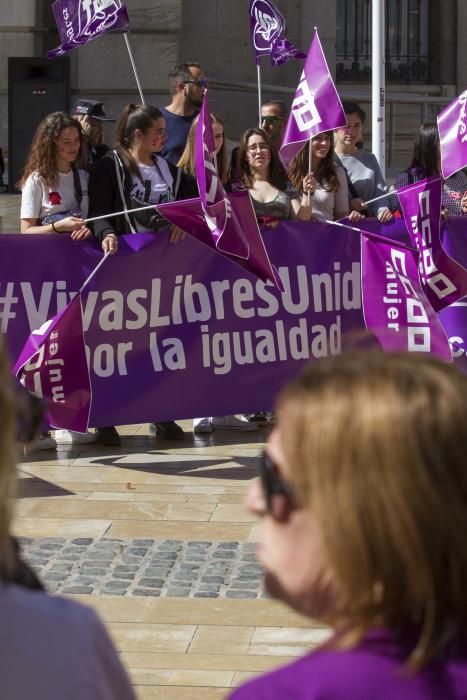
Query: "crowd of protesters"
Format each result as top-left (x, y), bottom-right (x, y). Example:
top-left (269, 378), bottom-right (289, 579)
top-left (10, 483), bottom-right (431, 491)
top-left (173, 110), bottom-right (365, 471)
top-left (17, 61), bottom-right (467, 449)
top-left (7, 57), bottom-right (467, 700)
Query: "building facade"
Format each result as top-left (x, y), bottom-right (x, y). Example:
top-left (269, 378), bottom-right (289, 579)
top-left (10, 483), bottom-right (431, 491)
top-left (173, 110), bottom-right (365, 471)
top-left (0, 0), bottom-right (466, 175)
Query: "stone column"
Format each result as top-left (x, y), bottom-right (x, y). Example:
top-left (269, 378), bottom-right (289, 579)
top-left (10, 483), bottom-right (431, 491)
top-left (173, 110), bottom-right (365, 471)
top-left (430, 0), bottom-right (457, 88)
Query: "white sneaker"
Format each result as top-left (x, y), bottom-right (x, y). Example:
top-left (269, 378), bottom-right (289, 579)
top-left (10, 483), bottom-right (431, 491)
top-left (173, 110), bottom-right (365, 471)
top-left (211, 415), bottom-right (258, 432)
top-left (28, 432), bottom-right (57, 451)
top-left (54, 429), bottom-right (97, 445)
top-left (193, 417), bottom-right (213, 434)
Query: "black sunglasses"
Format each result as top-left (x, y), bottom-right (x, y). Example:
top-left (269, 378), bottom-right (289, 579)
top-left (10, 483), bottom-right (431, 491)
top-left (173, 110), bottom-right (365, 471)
top-left (184, 79), bottom-right (208, 88)
top-left (261, 115), bottom-right (285, 125)
top-left (260, 450), bottom-right (296, 514)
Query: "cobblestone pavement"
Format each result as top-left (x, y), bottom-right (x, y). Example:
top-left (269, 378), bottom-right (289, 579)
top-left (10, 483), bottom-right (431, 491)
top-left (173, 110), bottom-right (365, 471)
top-left (20, 536), bottom-right (266, 599)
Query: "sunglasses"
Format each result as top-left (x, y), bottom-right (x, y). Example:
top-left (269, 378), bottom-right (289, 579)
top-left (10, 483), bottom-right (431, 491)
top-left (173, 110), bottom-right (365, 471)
top-left (261, 115), bottom-right (284, 126)
top-left (260, 450), bottom-right (296, 515)
top-left (185, 79), bottom-right (209, 88)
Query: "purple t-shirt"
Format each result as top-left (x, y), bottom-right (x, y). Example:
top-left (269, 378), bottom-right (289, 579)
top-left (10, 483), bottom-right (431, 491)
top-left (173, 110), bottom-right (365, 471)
top-left (230, 628), bottom-right (467, 700)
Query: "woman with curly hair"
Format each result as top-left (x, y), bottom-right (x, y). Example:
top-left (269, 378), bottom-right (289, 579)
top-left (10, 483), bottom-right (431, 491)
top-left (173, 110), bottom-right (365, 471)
top-left (234, 128), bottom-right (312, 228)
top-left (19, 112), bottom-right (91, 239)
top-left (288, 133), bottom-right (363, 223)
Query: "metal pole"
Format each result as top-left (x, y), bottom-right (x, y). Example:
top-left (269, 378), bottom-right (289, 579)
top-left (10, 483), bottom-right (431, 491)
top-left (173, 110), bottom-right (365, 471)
top-left (257, 63), bottom-right (262, 127)
top-left (124, 34), bottom-right (145, 105)
top-left (372, 0), bottom-right (386, 179)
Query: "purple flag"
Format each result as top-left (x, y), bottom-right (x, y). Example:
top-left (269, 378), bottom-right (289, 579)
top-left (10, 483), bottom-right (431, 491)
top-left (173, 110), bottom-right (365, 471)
top-left (47, 0), bottom-right (130, 59)
top-left (437, 90), bottom-right (467, 179)
top-left (249, 0), bottom-right (305, 67)
top-left (180, 91), bottom-right (283, 289)
top-left (397, 177), bottom-right (467, 312)
top-left (361, 233), bottom-right (451, 361)
top-left (279, 29), bottom-right (347, 168)
top-left (13, 294), bottom-right (91, 432)
top-left (157, 192), bottom-right (283, 289)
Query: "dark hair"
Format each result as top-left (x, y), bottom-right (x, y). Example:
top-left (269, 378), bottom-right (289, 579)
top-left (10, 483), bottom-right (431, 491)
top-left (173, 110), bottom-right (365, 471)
top-left (408, 122), bottom-right (440, 178)
top-left (261, 100), bottom-right (288, 119)
top-left (17, 112), bottom-right (85, 189)
top-left (237, 128), bottom-right (288, 190)
top-left (114, 103), bottom-right (163, 180)
top-left (288, 133), bottom-right (339, 192)
top-left (342, 101), bottom-right (366, 123)
top-left (168, 62), bottom-right (201, 95)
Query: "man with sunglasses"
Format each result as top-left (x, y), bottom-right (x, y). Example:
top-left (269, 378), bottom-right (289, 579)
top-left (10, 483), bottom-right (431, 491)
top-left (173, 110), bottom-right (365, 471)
top-left (261, 100), bottom-right (288, 151)
top-left (159, 62), bottom-right (207, 166)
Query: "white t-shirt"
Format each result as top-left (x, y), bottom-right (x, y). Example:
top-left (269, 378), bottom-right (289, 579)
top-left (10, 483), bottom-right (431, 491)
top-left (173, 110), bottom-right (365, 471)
top-left (130, 157), bottom-right (174, 233)
top-left (310, 166), bottom-right (349, 222)
top-left (20, 169), bottom-right (89, 221)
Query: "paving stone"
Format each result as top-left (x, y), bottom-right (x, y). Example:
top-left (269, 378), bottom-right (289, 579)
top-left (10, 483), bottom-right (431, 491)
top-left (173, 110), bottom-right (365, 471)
top-left (101, 580), bottom-right (129, 591)
top-left (132, 539), bottom-right (154, 547)
top-left (194, 592), bottom-right (219, 598)
top-left (225, 590), bottom-right (258, 599)
top-left (166, 588), bottom-right (191, 597)
top-left (71, 538), bottom-right (93, 545)
top-left (143, 567), bottom-right (172, 577)
top-left (138, 578), bottom-right (164, 588)
top-left (127, 547), bottom-right (148, 557)
top-left (79, 567), bottom-right (107, 576)
top-left (114, 565), bottom-right (139, 574)
top-left (133, 589), bottom-right (161, 597)
top-left (201, 576), bottom-right (225, 584)
top-left (61, 586), bottom-right (92, 594)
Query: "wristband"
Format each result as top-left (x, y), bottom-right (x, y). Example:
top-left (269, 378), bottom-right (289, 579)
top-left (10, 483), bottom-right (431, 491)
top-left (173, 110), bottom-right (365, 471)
top-left (51, 221), bottom-right (58, 232)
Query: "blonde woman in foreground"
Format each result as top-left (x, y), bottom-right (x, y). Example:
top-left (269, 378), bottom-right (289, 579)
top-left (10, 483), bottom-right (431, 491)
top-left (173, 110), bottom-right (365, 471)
top-left (0, 337), bottom-right (136, 700)
top-left (231, 351), bottom-right (467, 699)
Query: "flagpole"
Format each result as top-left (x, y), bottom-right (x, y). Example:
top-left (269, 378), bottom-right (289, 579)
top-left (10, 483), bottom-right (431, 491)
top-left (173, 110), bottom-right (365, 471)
top-left (124, 34), bottom-right (145, 105)
top-left (257, 61), bottom-right (263, 127)
top-left (372, 0), bottom-right (385, 179)
top-left (307, 139), bottom-right (313, 206)
top-left (84, 204), bottom-right (156, 224)
top-left (79, 252), bottom-right (111, 293)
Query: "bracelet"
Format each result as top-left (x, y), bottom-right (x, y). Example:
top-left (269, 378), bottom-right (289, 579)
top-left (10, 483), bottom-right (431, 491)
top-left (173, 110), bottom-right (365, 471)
top-left (51, 221), bottom-right (58, 232)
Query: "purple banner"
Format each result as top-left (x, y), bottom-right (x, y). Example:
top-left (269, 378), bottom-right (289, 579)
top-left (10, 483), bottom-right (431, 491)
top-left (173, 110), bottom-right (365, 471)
top-left (48, 0), bottom-right (130, 59)
top-left (397, 177), bottom-right (467, 312)
top-left (13, 294), bottom-right (91, 432)
top-left (361, 234), bottom-right (451, 360)
top-left (437, 90), bottom-right (467, 179)
top-left (439, 302), bottom-right (467, 374)
top-left (249, 0), bottom-right (305, 66)
top-left (3, 220), bottom-right (467, 429)
top-left (279, 29), bottom-right (347, 168)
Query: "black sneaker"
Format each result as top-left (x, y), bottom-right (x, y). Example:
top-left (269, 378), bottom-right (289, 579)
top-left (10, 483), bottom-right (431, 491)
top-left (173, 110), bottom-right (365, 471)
top-left (248, 412), bottom-right (271, 426)
top-left (95, 426), bottom-right (121, 446)
top-left (151, 421), bottom-right (185, 440)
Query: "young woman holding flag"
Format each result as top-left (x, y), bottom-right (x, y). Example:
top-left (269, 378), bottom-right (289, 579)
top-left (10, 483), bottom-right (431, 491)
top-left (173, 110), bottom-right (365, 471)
top-left (89, 103), bottom-right (192, 441)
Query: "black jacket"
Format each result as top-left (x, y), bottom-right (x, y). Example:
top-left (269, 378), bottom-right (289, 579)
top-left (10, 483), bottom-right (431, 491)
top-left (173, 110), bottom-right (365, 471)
top-left (89, 150), bottom-right (194, 241)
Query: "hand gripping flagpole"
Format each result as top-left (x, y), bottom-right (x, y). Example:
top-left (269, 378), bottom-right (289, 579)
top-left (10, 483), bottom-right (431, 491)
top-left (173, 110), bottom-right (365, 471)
top-left (124, 34), bottom-right (145, 105)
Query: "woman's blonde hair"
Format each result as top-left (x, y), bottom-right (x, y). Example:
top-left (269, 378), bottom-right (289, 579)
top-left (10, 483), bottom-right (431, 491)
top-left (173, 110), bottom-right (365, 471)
top-left (278, 351), bottom-right (467, 670)
top-left (0, 337), bottom-right (18, 580)
top-left (177, 112), bottom-right (228, 184)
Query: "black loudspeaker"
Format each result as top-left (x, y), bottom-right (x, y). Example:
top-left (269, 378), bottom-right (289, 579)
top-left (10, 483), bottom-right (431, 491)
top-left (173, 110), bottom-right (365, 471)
top-left (8, 57), bottom-right (70, 193)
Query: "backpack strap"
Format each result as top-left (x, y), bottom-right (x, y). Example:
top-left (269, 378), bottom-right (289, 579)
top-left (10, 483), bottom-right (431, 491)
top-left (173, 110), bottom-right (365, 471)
top-left (113, 150), bottom-right (137, 233)
top-left (71, 165), bottom-right (83, 208)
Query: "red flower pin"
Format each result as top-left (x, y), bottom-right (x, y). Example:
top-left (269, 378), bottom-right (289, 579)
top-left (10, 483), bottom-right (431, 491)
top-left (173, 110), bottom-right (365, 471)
top-left (49, 191), bottom-right (61, 206)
